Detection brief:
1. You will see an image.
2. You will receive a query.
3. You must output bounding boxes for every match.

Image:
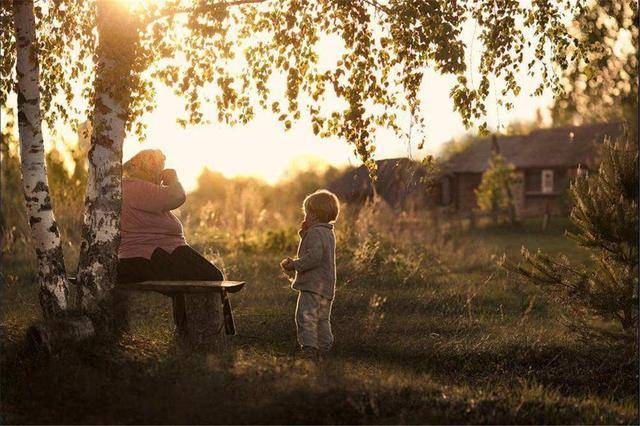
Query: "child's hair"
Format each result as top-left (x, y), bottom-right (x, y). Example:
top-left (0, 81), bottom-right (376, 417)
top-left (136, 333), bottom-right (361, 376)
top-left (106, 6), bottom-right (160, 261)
top-left (303, 189), bottom-right (340, 223)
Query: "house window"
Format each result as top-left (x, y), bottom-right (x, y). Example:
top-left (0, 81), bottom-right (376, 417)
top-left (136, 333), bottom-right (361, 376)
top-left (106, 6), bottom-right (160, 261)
top-left (541, 169), bottom-right (554, 193)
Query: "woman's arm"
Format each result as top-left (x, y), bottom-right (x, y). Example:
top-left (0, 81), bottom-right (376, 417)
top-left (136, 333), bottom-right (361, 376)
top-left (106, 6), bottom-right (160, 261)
top-left (124, 174), bottom-right (186, 213)
top-left (160, 181), bottom-right (186, 211)
top-left (160, 169), bottom-right (187, 210)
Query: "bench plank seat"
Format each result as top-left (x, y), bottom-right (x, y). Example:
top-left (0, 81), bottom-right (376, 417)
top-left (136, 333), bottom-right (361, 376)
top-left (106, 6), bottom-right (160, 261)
top-left (120, 280), bottom-right (245, 295)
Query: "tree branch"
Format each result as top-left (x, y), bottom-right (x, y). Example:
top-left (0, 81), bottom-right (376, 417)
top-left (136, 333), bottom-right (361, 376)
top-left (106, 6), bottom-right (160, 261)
top-left (358, 0), bottom-right (390, 15)
top-left (331, 0), bottom-right (391, 17)
top-left (142, 0), bottom-right (266, 28)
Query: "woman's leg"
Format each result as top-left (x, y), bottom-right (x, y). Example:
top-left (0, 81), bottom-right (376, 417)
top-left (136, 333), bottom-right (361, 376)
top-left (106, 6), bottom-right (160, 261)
top-left (117, 256), bottom-right (156, 284)
top-left (117, 246), bottom-right (224, 283)
top-left (150, 245), bottom-right (224, 281)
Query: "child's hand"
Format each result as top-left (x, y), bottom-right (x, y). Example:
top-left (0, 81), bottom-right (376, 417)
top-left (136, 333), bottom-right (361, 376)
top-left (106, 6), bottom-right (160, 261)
top-left (280, 257), bottom-right (295, 271)
top-left (285, 258), bottom-right (295, 271)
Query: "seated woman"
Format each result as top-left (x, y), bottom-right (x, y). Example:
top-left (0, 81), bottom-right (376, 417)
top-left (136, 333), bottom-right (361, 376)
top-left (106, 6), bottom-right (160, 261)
top-left (117, 149), bottom-right (225, 343)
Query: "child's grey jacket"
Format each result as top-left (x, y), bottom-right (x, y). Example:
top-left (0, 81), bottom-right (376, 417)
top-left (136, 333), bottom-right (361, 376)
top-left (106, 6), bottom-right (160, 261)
top-left (292, 223), bottom-right (336, 300)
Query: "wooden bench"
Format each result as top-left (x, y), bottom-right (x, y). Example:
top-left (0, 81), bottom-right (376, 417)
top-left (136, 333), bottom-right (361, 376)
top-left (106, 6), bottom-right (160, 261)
top-left (118, 280), bottom-right (246, 343)
top-left (123, 280), bottom-right (245, 294)
top-left (26, 279), bottom-right (246, 354)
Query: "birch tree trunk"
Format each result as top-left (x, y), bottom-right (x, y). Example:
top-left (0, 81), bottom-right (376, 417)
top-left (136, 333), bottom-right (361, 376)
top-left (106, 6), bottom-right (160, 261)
top-left (76, 0), bottom-right (137, 330)
top-left (13, 0), bottom-right (69, 318)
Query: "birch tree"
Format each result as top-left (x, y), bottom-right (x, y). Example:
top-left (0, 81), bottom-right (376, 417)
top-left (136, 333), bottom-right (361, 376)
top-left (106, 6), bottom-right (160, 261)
top-left (12, 0), bottom-right (69, 317)
top-left (75, 0), bottom-right (138, 318)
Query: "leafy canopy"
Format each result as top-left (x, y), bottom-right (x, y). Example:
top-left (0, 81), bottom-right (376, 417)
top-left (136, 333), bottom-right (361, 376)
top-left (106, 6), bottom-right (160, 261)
top-left (0, 0), bottom-right (624, 166)
top-left (551, 0), bottom-right (638, 127)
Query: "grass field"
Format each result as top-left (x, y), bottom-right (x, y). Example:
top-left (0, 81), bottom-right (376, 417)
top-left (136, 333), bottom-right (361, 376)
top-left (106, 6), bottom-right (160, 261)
top-left (1, 213), bottom-right (637, 424)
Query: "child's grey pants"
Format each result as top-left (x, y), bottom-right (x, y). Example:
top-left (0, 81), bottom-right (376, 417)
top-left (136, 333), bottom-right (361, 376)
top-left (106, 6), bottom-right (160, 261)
top-left (295, 291), bottom-right (334, 350)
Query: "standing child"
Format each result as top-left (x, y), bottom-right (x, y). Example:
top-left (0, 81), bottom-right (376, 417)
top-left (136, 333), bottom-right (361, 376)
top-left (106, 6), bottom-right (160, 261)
top-left (281, 189), bottom-right (339, 358)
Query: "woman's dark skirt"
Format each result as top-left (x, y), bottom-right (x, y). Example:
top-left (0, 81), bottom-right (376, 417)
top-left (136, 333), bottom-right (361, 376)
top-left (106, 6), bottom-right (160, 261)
top-left (117, 245), bottom-right (223, 283)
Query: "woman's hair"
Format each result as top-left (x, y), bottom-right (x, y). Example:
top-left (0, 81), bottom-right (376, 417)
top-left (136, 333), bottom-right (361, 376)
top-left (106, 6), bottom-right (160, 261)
top-left (303, 189), bottom-right (340, 223)
top-left (123, 149), bottom-right (165, 181)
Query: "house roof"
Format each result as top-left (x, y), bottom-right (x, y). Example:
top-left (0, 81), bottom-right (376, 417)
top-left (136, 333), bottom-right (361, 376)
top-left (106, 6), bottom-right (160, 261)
top-left (444, 122), bottom-right (625, 173)
top-left (328, 157), bottom-right (434, 206)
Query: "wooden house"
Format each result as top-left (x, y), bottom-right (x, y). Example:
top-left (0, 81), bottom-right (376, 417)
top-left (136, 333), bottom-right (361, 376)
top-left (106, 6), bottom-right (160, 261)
top-left (442, 122), bottom-right (624, 217)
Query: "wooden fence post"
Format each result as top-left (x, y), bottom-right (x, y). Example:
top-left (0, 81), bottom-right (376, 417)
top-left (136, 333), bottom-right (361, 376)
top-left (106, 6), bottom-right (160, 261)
top-left (542, 201), bottom-right (551, 230)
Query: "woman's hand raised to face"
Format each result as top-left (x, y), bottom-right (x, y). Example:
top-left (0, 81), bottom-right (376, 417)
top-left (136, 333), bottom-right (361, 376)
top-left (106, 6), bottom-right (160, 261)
top-left (152, 168), bottom-right (185, 211)
top-left (160, 168), bottom-right (178, 186)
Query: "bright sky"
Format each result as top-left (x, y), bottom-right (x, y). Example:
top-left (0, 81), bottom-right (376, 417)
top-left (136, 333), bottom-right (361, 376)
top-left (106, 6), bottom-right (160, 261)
top-left (4, 0), bottom-right (555, 191)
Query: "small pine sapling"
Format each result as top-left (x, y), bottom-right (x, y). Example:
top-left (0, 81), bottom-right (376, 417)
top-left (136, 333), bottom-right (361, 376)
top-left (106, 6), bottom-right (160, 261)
top-left (502, 136), bottom-right (638, 346)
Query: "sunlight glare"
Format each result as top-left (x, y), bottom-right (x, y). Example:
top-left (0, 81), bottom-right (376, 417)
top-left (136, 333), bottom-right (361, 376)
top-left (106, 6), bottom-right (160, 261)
top-left (120, 0), bottom-right (167, 13)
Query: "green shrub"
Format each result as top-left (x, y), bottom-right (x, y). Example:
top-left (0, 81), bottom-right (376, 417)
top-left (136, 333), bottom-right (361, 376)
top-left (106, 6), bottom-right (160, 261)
top-left (475, 151), bottom-right (518, 224)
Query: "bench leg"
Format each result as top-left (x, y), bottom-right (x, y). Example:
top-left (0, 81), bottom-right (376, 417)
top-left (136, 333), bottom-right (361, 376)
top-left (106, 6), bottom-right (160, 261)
top-left (221, 290), bottom-right (236, 335)
top-left (171, 294), bottom-right (187, 340)
top-left (171, 293), bottom-right (226, 350)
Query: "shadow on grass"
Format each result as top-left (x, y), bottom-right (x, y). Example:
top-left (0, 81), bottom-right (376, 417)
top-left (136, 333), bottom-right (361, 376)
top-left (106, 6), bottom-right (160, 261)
top-left (222, 287), bottom-right (637, 404)
top-left (1, 331), bottom-right (635, 425)
top-left (336, 338), bottom-right (638, 401)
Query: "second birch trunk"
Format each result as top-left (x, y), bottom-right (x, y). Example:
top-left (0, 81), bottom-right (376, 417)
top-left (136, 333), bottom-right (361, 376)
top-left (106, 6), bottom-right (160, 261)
top-left (76, 0), bottom-right (137, 331)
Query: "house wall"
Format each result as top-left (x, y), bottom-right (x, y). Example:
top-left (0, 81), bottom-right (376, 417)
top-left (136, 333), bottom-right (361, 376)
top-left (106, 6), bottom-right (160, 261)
top-left (512, 170), bottom-right (525, 217)
top-left (453, 172), bottom-right (482, 211)
top-left (523, 168), bottom-right (568, 193)
top-left (451, 167), bottom-right (575, 217)
top-left (398, 185), bottom-right (442, 211)
top-left (521, 167), bottom-right (572, 216)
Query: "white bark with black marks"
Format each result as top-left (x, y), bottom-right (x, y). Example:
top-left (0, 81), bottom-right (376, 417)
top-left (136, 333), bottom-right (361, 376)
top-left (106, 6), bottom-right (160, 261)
top-left (75, 93), bottom-right (128, 313)
top-left (13, 0), bottom-right (69, 317)
top-left (76, 0), bottom-right (137, 322)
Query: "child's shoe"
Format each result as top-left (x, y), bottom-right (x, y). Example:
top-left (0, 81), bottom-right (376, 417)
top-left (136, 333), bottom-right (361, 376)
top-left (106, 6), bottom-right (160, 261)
top-left (298, 345), bottom-right (320, 361)
top-left (292, 342), bottom-right (301, 356)
top-left (319, 345), bottom-right (333, 360)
